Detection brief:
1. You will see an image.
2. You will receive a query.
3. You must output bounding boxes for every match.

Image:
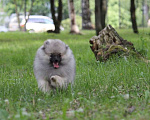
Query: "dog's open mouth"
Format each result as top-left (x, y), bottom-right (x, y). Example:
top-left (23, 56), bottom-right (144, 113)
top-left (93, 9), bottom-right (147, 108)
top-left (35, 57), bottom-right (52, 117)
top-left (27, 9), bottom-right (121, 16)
top-left (53, 62), bottom-right (59, 69)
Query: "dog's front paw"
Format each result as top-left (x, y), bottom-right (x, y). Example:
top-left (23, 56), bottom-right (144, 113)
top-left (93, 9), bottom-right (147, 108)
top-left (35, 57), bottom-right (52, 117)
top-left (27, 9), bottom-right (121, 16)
top-left (50, 75), bottom-right (65, 88)
top-left (51, 76), bottom-right (57, 82)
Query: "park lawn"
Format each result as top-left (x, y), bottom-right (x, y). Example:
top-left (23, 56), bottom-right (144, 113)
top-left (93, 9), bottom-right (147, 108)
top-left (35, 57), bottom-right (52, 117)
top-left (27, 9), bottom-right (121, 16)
top-left (0, 29), bottom-right (150, 120)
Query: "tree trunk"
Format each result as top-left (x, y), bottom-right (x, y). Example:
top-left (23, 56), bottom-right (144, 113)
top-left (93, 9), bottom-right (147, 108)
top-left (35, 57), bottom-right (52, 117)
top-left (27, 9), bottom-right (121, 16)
top-left (24, 0), bottom-right (34, 31)
top-left (50, 0), bottom-right (62, 33)
top-left (101, 0), bottom-right (107, 28)
top-left (95, 0), bottom-right (102, 35)
top-left (81, 0), bottom-right (94, 29)
top-left (24, 0), bottom-right (27, 31)
top-left (68, 0), bottom-right (80, 34)
top-left (95, 0), bottom-right (107, 35)
top-left (144, 0), bottom-right (149, 27)
top-left (118, 0), bottom-right (121, 28)
top-left (14, 0), bottom-right (21, 31)
top-left (142, 0), bottom-right (144, 27)
top-left (130, 0), bottom-right (138, 34)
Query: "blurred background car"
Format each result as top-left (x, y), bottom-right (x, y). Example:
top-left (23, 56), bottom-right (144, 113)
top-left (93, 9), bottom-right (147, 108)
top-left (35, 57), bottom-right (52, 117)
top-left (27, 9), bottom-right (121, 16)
top-left (8, 16), bottom-right (24, 31)
top-left (9, 15), bottom-right (55, 33)
top-left (0, 26), bottom-right (8, 32)
top-left (148, 19), bottom-right (150, 27)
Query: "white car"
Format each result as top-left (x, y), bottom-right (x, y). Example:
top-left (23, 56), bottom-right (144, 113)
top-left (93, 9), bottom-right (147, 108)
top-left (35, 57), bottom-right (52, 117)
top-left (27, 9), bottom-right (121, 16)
top-left (8, 15), bottom-right (24, 31)
top-left (9, 15), bottom-right (55, 33)
top-left (148, 19), bottom-right (150, 27)
top-left (0, 26), bottom-right (8, 32)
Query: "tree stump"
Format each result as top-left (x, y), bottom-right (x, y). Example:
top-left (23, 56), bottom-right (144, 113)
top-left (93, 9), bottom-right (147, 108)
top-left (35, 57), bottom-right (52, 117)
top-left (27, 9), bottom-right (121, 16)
top-left (89, 25), bottom-right (149, 63)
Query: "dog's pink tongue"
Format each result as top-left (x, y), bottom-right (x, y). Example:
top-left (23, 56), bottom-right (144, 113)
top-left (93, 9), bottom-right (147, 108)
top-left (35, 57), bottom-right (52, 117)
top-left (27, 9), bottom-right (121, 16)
top-left (53, 63), bottom-right (59, 68)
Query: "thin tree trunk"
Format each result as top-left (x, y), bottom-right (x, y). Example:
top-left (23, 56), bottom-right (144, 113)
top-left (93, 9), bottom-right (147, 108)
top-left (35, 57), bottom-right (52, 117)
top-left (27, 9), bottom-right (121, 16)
top-left (81, 0), bottom-right (93, 29)
top-left (144, 0), bottom-right (149, 27)
top-left (95, 0), bottom-right (102, 35)
top-left (118, 0), bottom-right (121, 28)
top-left (57, 0), bottom-right (63, 32)
top-left (101, 0), bottom-right (107, 28)
top-left (24, 0), bottom-right (27, 31)
top-left (14, 0), bottom-right (21, 31)
top-left (95, 0), bottom-right (107, 35)
top-left (24, 0), bottom-right (34, 31)
top-left (142, 0), bottom-right (144, 27)
top-left (68, 0), bottom-right (80, 34)
top-left (130, 0), bottom-right (138, 33)
top-left (50, 0), bottom-right (62, 33)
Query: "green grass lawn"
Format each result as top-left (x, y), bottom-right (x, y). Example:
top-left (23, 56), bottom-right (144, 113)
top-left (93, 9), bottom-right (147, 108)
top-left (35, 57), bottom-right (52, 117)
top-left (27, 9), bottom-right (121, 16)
top-left (0, 29), bottom-right (150, 120)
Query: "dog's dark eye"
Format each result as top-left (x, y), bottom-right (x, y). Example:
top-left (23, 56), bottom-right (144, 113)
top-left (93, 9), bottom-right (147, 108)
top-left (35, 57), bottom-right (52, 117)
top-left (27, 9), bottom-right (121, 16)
top-left (50, 54), bottom-right (54, 57)
top-left (58, 53), bottom-right (61, 57)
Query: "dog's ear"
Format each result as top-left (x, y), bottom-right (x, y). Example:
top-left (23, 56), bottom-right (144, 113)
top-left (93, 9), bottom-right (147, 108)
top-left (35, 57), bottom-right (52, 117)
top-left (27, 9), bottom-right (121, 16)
top-left (61, 45), bottom-right (69, 56)
top-left (44, 40), bottom-right (50, 45)
top-left (66, 45), bottom-right (69, 50)
top-left (43, 40), bottom-right (50, 49)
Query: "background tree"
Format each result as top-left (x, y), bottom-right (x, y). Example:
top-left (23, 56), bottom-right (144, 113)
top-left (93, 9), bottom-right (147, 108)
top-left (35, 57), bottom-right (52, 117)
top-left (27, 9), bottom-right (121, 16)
top-left (50, 0), bottom-right (62, 33)
top-left (95, 0), bottom-right (102, 35)
top-left (95, 0), bottom-right (107, 35)
top-left (144, 0), bottom-right (149, 26)
top-left (118, 0), bottom-right (121, 28)
top-left (24, 0), bottom-right (34, 31)
top-left (81, 0), bottom-right (93, 29)
top-left (141, 0), bottom-right (149, 27)
top-left (13, 0), bottom-right (22, 31)
top-left (68, 0), bottom-right (80, 34)
top-left (101, 0), bottom-right (107, 28)
top-left (4, 0), bottom-right (35, 31)
top-left (130, 0), bottom-right (138, 33)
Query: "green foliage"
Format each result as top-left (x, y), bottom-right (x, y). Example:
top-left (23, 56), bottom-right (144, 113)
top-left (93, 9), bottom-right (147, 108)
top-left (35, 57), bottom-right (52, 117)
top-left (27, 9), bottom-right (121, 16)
top-left (2, 0), bottom-right (50, 16)
top-left (31, 0), bottom-right (50, 16)
top-left (107, 1), bottom-right (119, 27)
top-left (62, 0), bottom-right (69, 19)
top-left (0, 29), bottom-right (150, 119)
top-left (4, 3), bottom-right (15, 16)
top-left (107, 0), bottom-right (132, 28)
